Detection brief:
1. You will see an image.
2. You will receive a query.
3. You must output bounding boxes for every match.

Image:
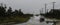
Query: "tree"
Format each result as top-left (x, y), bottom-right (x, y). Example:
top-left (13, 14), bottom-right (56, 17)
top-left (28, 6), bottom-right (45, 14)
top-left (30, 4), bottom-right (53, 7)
top-left (40, 9), bottom-right (60, 19)
top-left (13, 9), bottom-right (19, 16)
top-left (0, 3), bottom-right (6, 17)
top-left (7, 7), bottom-right (12, 16)
top-left (18, 9), bottom-right (23, 16)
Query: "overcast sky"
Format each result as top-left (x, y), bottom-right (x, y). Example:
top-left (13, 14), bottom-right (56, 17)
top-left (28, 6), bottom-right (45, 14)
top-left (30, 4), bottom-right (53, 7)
top-left (0, 0), bottom-right (60, 14)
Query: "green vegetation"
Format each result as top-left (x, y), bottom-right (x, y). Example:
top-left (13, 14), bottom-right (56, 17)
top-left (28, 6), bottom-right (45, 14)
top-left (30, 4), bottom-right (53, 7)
top-left (40, 9), bottom-right (60, 20)
top-left (0, 3), bottom-right (33, 24)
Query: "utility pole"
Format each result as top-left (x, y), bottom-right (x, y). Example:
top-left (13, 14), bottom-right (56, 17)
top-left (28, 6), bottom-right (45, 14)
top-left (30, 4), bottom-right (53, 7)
top-left (42, 8), bottom-right (43, 13)
top-left (52, 2), bottom-right (56, 11)
top-left (52, 2), bottom-right (56, 25)
top-left (45, 4), bottom-right (47, 13)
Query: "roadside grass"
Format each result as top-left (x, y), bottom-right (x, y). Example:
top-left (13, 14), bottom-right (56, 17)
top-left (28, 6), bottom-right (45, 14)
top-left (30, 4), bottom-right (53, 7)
top-left (0, 16), bottom-right (30, 24)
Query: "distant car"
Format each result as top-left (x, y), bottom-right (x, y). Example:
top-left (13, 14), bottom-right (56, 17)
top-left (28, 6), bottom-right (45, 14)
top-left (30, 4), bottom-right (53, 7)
top-left (40, 18), bottom-right (45, 22)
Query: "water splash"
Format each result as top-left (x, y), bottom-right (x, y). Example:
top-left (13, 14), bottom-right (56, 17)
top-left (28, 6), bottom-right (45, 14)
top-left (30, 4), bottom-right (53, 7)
top-left (14, 15), bottom-right (53, 25)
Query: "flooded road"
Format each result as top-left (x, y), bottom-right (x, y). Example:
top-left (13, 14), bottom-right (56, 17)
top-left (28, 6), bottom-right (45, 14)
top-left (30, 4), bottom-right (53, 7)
top-left (14, 15), bottom-right (53, 25)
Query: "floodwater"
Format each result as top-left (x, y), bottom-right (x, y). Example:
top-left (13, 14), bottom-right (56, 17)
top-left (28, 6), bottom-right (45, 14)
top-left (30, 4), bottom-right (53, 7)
top-left (14, 15), bottom-right (53, 25)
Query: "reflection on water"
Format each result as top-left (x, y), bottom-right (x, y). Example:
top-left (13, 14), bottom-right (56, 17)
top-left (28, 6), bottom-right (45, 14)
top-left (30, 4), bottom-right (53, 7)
top-left (14, 15), bottom-right (53, 25)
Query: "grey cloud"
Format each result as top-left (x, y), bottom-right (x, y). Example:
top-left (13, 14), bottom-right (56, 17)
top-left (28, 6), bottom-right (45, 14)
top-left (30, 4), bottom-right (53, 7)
top-left (0, 0), bottom-right (60, 14)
